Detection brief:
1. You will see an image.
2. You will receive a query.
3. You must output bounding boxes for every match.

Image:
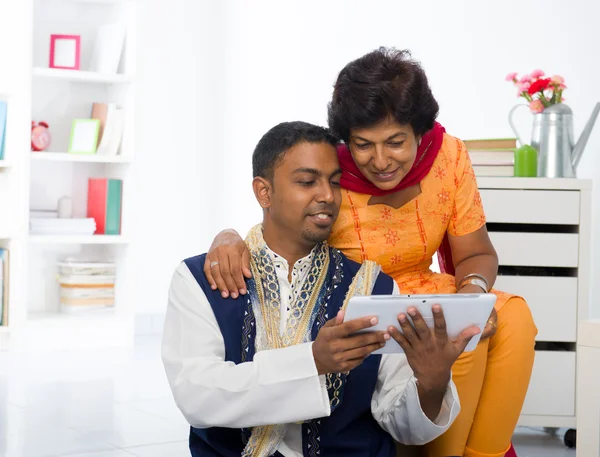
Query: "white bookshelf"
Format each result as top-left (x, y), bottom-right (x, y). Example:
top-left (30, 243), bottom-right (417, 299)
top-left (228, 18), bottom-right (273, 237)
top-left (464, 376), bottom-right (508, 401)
top-left (31, 152), bottom-right (132, 163)
top-left (29, 234), bottom-right (129, 244)
top-left (0, 0), bottom-right (137, 351)
top-left (32, 67), bottom-right (132, 84)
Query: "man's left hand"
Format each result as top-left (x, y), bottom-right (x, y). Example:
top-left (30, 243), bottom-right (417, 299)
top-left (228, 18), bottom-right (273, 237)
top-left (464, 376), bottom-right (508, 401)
top-left (388, 306), bottom-right (480, 393)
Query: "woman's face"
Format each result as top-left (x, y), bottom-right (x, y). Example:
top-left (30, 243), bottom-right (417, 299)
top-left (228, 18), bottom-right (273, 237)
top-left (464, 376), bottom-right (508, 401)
top-left (349, 118), bottom-right (420, 191)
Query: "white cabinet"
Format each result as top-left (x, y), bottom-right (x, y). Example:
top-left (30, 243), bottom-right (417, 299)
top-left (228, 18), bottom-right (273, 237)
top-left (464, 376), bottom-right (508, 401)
top-left (478, 177), bottom-right (592, 429)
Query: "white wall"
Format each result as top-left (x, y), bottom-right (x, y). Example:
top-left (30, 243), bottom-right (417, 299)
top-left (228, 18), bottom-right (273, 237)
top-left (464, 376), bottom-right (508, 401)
top-left (135, 0), bottom-right (600, 316)
top-left (132, 0), bottom-right (227, 314)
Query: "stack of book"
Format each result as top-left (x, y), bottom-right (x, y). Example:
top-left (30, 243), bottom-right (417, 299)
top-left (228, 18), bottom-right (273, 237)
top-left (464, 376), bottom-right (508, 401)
top-left (0, 248), bottom-right (8, 326)
top-left (57, 260), bottom-right (116, 313)
top-left (30, 217), bottom-right (96, 235)
top-left (87, 178), bottom-right (123, 235)
top-left (463, 138), bottom-right (517, 177)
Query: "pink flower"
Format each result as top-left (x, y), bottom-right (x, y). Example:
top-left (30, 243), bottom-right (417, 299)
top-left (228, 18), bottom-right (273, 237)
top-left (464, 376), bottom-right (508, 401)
top-left (505, 72), bottom-right (518, 82)
top-left (551, 75), bottom-right (564, 85)
top-left (530, 69), bottom-right (545, 78)
top-left (518, 81), bottom-right (531, 93)
top-left (529, 100), bottom-right (545, 113)
top-left (519, 74), bottom-right (532, 83)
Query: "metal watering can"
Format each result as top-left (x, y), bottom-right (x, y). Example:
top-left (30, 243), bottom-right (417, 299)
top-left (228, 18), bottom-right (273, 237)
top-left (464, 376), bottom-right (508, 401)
top-left (509, 102), bottom-right (600, 178)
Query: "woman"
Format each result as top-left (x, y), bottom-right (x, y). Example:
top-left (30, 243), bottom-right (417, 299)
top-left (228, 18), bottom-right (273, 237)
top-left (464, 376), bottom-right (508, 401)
top-left (204, 48), bottom-right (536, 457)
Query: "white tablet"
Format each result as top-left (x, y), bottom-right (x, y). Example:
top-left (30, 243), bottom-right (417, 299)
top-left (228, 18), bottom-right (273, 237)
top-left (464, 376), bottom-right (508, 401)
top-left (343, 293), bottom-right (497, 354)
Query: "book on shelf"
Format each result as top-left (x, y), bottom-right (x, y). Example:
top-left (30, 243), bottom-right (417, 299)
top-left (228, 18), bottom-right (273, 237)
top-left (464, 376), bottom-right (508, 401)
top-left (465, 137), bottom-right (517, 177)
top-left (0, 100), bottom-right (7, 160)
top-left (89, 23), bottom-right (126, 75)
top-left (463, 138), bottom-right (517, 150)
top-left (91, 102), bottom-right (108, 143)
top-left (0, 248), bottom-right (9, 326)
top-left (29, 209), bottom-right (59, 219)
top-left (87, 178), bottom-right (123, 235)
top-left (91, 102), bottom-right (125, 156)
top-left (469, 150), bottom-right (514, 166)
top-left (473, 165), bottom-right (514, 177)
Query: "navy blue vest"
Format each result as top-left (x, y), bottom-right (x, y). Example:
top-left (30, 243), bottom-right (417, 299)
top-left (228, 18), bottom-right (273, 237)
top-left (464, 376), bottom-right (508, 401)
top-left (184, 248), bottom-right (396, 457)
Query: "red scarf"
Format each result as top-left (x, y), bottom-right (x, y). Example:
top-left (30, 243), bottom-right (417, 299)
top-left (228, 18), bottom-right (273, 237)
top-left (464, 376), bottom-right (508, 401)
top-left (336, 122), bottom-right (454, 274)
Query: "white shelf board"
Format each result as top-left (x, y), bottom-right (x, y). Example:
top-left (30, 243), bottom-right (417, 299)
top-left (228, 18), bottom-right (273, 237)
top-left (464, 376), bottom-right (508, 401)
top-left (0, 234), bottom-right (11, 239)
top-left (32, 67), bottom-right (132, 84)
top-left (29, 234), bottom-right (129, 245)
top-left (0, 161), bottom-right (11, 169)
top-left (0, 326), bottom-right (9, 333)
top-left (31, 152), bottom-right (131, 164)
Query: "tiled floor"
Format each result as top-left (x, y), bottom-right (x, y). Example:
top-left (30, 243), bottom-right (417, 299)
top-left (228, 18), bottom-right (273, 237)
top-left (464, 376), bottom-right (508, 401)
top-left (512, 428), bottom-right (576, 457)
top-left (0, 335), bottom-right (576, 457)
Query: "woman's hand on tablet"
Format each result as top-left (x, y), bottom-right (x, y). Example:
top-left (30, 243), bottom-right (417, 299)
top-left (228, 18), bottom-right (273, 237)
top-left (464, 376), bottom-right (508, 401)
top-left (480, 308), bottom-right (498, 340)
top-left (387, 305), bottom-right (480, 392)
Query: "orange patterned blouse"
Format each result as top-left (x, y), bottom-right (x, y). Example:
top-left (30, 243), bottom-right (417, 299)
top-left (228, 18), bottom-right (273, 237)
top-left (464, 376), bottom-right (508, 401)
top-left (329, 133), bottom-right (510, 309)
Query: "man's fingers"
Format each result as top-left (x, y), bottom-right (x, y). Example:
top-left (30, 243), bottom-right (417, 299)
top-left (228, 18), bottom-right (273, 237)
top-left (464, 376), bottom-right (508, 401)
top-left (397, 313), bottom-right (417, 343)
top-left (333, 316), bottom-right (379, 338)
top-left (343, 340), bottom-right (386, 361)
top-left (342, 357), bottom-right (368, 373)
top-left (322, 311), bottom-right (345, 329)
top-left (343, 331), bottom-right (389, 351)
top-left (388, 326), bottom-right (412, 352)
top-left (454, 325), bottom-right (481, 353)
top-left (322, 316), bottom-right (338, 328)
top-left (406, 307), bottom-right (430, 339)
top-left (432, 305), bottom-right (448, 342)
top-left (241, 248), bottom-right (253, 281)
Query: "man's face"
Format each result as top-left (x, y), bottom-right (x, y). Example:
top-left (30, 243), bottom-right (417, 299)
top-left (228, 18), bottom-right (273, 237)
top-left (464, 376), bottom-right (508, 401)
top-left (267, 141), bottom-right (342, 247)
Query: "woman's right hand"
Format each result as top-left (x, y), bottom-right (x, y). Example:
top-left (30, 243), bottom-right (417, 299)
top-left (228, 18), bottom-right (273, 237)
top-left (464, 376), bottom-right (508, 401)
top-left (203, 229), bottom-right (251, 299)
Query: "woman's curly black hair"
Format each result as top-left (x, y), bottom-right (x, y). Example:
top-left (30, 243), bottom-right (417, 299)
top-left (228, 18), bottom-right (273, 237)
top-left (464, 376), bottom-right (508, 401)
top-left (327, 47), bottom-right (439, 143)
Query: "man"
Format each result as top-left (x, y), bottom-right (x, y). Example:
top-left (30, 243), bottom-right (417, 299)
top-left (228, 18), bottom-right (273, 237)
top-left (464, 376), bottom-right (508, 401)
top-left (162, 121), bottom-right (479, 457)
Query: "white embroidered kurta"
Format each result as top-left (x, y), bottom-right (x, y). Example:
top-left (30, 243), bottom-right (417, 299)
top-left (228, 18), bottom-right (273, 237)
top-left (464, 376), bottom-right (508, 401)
top-left (162, 248), bottom-right (461, 456)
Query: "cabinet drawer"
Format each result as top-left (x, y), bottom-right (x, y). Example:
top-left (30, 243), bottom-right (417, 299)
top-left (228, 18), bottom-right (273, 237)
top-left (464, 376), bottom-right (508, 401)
top-left (489, 232), bottom-right (579, 267)
top-left (494, 276), bottom-right (577, 342)
top-left (521, 351), bottom-right (575, 416)
top-left (480, 189), bottom-right (580, 225)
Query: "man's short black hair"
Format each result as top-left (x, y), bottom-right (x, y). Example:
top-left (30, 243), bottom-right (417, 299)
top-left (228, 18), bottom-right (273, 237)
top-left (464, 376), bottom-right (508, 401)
top-left (252, 121), bottom-right (338, 179)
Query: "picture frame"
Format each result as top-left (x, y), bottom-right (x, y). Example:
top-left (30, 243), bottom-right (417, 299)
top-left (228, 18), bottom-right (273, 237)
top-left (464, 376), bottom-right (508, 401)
top-left (49, 34), bottom-right (81, 70)
top-left (68, 119), bottom-right (101, 155)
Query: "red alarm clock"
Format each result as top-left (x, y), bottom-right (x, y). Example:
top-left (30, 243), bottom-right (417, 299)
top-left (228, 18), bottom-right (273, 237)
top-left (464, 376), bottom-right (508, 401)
top-left (31, 121), bottom-right (52, 151)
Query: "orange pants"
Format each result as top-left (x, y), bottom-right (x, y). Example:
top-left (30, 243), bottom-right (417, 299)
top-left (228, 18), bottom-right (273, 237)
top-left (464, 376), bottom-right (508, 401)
top-left (422, 297), bottom-right (537, 457)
